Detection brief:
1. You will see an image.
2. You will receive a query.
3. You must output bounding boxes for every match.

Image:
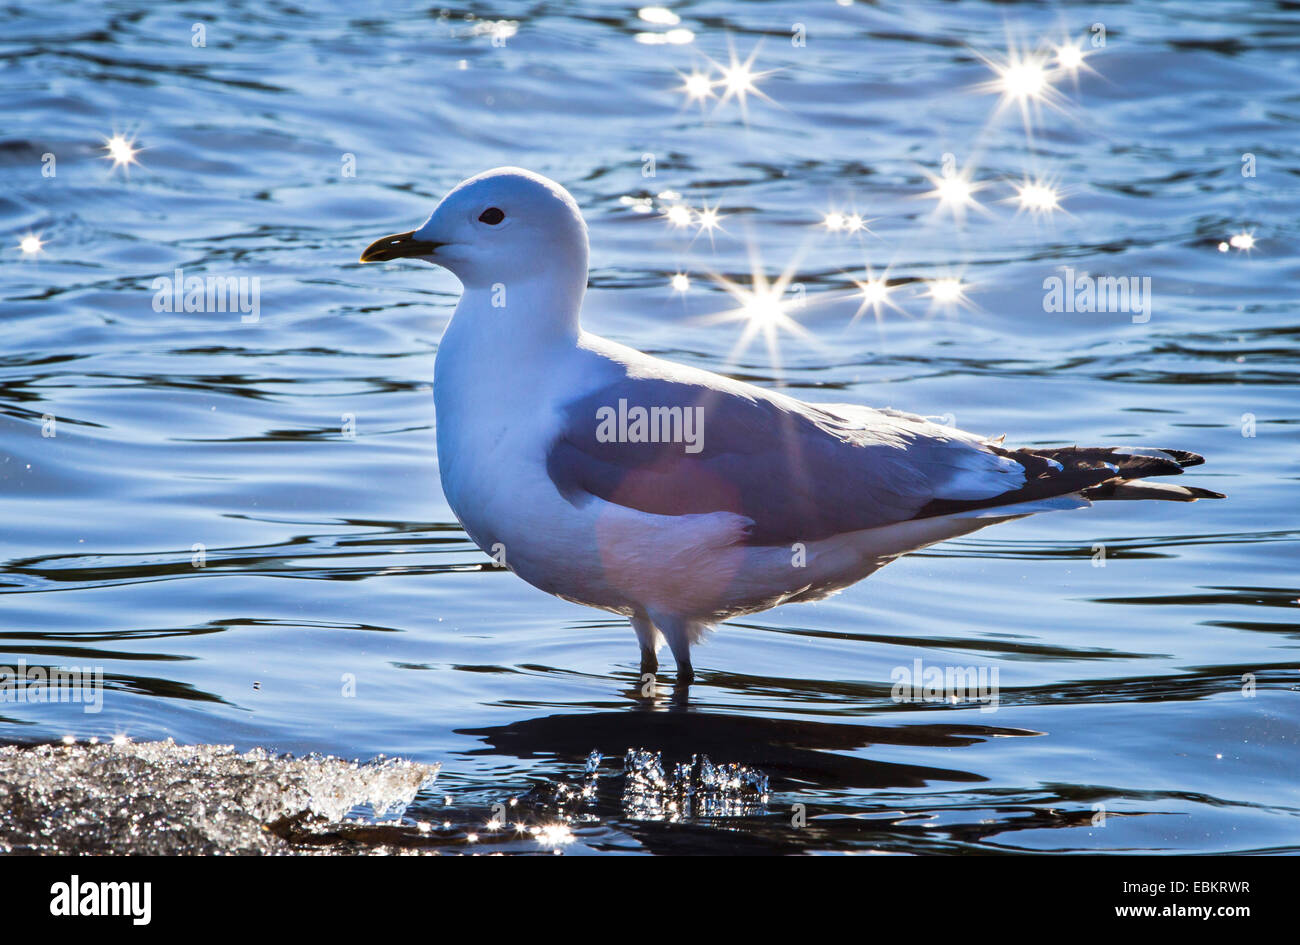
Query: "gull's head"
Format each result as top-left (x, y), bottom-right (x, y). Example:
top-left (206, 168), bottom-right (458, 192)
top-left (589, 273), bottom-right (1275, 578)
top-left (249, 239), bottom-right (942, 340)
top-left (360, 167), bottom-right (588, 290)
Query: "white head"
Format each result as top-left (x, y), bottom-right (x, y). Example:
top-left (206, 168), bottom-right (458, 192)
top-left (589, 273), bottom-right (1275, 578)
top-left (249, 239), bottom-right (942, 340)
top-left (361, 167), bottom-right (589, 300)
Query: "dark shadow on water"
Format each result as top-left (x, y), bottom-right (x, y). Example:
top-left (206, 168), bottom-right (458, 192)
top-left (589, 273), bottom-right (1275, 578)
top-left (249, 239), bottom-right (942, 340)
top-left (458, 707), bottom-right (1040, 792)
top-left (447, 706), bottom-right (1218, 854)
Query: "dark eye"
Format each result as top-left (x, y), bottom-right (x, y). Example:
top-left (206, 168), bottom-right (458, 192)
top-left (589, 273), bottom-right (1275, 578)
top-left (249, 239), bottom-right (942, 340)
top-left (478, 207), bottom-right (505, 225)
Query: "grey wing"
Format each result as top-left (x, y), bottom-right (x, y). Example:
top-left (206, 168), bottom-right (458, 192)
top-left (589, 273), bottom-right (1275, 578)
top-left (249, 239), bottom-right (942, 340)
top-left (544, 373), bottom-right (1028, 544)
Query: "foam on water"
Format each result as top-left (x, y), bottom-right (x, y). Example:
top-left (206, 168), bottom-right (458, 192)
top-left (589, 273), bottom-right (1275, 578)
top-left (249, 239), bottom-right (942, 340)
top-left (0, 739), bottom-right (439, 855)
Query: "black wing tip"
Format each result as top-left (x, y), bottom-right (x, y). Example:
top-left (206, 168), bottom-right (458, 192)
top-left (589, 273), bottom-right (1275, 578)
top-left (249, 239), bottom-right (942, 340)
top-left (1158, 448), bottom-right (1205, 468)
top-left (1082, 480), bottom-right (1226, 502)
top-left (1037, 446), bottom-right (1209, 479)
top-left (918, 444), bottom-right (1224, 518)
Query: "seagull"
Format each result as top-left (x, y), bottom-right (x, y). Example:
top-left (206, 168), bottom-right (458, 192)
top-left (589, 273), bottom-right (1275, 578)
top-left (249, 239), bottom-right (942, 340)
top-left (361, 167), bottom-right (1224, 683)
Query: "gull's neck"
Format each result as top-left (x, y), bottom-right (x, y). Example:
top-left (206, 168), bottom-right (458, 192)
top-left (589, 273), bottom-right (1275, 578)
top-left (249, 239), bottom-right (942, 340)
top-left (454, 269), bottom-right (585, 350)
top-left (435, 269), bottom-right (586, 471)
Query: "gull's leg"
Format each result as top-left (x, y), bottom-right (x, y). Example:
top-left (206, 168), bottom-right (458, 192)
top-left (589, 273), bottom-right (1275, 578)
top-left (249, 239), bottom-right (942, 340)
top-left (630, 614), bottom-right (660, 677)
top-left (652, 613), bottom-right (695, 684)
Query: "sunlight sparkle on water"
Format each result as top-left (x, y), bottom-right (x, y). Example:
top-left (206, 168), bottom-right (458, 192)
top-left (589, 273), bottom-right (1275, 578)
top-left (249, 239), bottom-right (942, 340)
top-left (1000, 58), bottom-right (1049, 102)
top-left (639, 7), bottom-right (680, 26)
top-left (976, 39), bottom-right (1068, 137)
top-left (1229, 231), bottom-right (1256, 250)
top-left (1055, 41), bottom-right (1086, 73)
top-left (531, 823), bottom-right (576, 846)
top-left (851, 271), bottom-right (900, 327)
top-left (921, 163), bottom-right (987, 222)
top-left (702, 246), bottom-right (815, 373)
top-left (1012, 178), bottom-right (1062, 216)
top-left (694, 200), bottom-right (725, 237)
top-left (857, 279), bottom-right (890, 307)
top-left (935, 175), bottom-right (974, 205)
top-left (637, 29), bottom-right (694, 46)
top-left (711, 41), bottom-right (776, 122)
top-left (101, 132), bottom-right (141, 172)
top-left (721, 60), bottom-right (758, 98)
top-left (676, 40), bottom-right (776, 121)
top-left (664, 204), bottom-right (693, 228)
top-left (822, 210), bottom-right (867, 233)
top-left (670, 272), bottom-right (690, 292)
top-left (925, 277), bottom-right (969, 309)
top-left (18, 233), bottom-right (43, 255)
top-left (677, 69), bottom-right (715, 105)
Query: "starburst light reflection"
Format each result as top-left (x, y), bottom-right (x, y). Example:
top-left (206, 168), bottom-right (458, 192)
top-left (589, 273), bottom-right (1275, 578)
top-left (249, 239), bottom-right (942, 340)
top-left (1011, 177), bottom-right (1064, 218)
top-left (920, 162), bottom-right (989, 223)
top-left (708, 40), bottom-right (777, 123)
top-left (101, 132), bottom-right (141, 173)
top-left (850, 266), bottom-right (904, 327)
top-left (677, 69), bottom-right (715, 106)
top-left (700, 243), bottom-right (818, 376)
top-left (975, 38), bottom-right (1067, 138)
top-left (924, 276), bottom-right (972, 315)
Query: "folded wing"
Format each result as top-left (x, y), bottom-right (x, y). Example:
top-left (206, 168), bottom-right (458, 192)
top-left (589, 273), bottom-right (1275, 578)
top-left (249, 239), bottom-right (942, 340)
top-left (545, 348), bottom-right (1031, 544)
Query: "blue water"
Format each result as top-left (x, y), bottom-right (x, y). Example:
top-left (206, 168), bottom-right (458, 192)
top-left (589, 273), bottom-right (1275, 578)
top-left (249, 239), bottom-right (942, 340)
top-left (1, 0), bottom-right (1298, 854)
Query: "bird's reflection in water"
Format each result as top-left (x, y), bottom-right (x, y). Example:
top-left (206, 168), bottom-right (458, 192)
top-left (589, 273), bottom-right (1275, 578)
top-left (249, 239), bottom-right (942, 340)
top-left (459, 706), bottom-right (1040, 792)
top-left (620, 671), bottom-right (692, 708)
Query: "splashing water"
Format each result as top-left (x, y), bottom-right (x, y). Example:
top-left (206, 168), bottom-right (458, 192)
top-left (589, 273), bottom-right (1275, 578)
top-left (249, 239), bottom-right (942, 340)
top-left (508, 747), bottom-right (770, 828)
top-left (622, 748), bottom-right (770, 821)
top-left (0, 739), bottom-right (439, 855)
